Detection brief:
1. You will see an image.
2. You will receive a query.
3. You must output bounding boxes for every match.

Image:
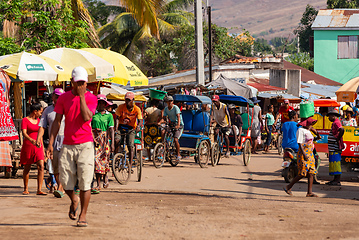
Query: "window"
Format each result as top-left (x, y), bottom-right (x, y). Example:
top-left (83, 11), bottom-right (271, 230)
top-left (338, 36), bottom-right (359, 59)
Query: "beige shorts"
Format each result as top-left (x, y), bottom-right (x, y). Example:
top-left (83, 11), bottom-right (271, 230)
top-left (52, 149), bottom-right (61, 175)
top-left (59, 142), bottom-right (94, 191)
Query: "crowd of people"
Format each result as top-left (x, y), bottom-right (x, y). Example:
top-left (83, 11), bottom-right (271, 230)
top-left (17, 65), bottom-right (358, 226)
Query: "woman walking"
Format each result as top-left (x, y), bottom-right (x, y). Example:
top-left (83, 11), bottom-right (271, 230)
top-left (92, 94), bottom-right (114, 191)
top-left (250, 97), bottom-right (262, 154)
top-left (20, 102), bottom-right (46, 195)
top-left (263, 105), bottom-right (275, 153)
top-left (283, 117), bottom-right (318, 197)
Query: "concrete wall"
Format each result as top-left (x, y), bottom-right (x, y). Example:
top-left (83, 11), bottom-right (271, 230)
top-left (211, 70), bottom-right (250, 83)
top-left (269, 69), bottom-right (301, 97)
top-left (314, 30), bottom-right (359, 84)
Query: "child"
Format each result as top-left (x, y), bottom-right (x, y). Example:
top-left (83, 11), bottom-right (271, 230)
top-left (326, 109), bottom-right (344, 186)
top-left (263, 105), bottom-right (274, 153)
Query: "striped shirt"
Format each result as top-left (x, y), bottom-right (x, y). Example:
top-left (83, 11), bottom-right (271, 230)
top-left (328, 118), bottom-right (343, 152)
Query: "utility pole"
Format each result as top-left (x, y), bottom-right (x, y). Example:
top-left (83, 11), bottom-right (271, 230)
top-left (208, 5), bottom-right (212, 82)
top-left (195, 0), bottom-right (205, 85)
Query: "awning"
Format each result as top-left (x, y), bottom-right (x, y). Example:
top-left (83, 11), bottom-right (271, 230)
top-left (258, 92), bottom-right (301, 103)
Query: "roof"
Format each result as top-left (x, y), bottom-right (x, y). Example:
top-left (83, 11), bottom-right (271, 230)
top-left (257, 92), bottom-right (301, 103)
top-left (247, 82), bottom-right (286, 92)
top-left (283, 61), bottom-right (342, 86)
top-left (301, 82), bottom-right (340, 98)
top-left (312, 9), bottom-right (359, 30)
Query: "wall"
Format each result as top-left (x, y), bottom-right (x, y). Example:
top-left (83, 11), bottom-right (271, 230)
top-left (314, 30), bottom-right (359, 84)
top-left (269, 69), bottom-right (301, 97)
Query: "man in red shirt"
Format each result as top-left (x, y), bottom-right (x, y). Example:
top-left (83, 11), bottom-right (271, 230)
top-left (275, 99), bottom-right (294, 126)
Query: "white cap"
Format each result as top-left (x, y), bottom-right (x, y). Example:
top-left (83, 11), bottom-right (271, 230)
top-left (71, 66), bottom-right (88, 82)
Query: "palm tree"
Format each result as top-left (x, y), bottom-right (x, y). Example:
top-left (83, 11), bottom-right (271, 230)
top-left (98, 0), bottom-right (194, 54)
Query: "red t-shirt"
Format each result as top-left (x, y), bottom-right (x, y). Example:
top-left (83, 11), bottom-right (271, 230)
top-left (279, 105), bottom-right (294, 123)
top-left (54, 91), bottom-right (97, 145)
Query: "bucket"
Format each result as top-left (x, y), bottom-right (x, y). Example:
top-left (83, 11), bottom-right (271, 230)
top-left (149, 88), bottom-right (167, 100)
top-left (300, 101), bottom-right (315, 118)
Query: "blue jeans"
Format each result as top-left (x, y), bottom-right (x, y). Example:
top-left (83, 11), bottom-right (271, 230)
top-left (265, 125), bottom-right (273, 146)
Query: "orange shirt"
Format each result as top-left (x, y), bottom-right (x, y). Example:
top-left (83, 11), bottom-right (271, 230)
top-left (115, 104), bottom-right (142, 128)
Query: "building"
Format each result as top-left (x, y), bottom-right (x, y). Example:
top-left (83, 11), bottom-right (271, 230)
top-left (312, 9), bottom-right (359, 84)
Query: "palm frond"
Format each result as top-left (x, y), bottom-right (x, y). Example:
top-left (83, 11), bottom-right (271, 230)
top-left (157, 18), bottom-right (175, 35)
top-left (163, 0), bottom-right (194, 13)
top-left (160, 11), bottom-right (193, 26)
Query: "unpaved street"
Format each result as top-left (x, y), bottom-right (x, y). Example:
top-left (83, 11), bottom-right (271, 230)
top-left (1, 151), bottom-right (359, 239)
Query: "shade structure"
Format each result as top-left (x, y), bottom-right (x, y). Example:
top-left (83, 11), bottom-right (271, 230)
top-left (81, 48), bottom-right (148, 86)
top-left (0, 52), bottom-right (70, 81)
top-left (106, 93), bottom-right (148, 102)
top-left (336, 76), bottom-right (359, 102)
top-left (40, 48), bottom-right (115, 82)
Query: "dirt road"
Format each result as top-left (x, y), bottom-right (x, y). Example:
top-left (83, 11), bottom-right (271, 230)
top-left (1, 151), bottom-right (359, 239)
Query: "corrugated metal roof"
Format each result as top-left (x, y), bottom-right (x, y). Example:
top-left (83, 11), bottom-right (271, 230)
top-left (312, 9), bottom-right (359, 29)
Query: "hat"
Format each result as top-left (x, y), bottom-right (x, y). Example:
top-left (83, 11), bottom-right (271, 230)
top-left (53, 88), bottom-right (65, 96)
top-left (346, 107), bottom-right (354, 114)
top-left (212, 95), bottom-right (220, 102)
top-left (284, 99), bottom-right (290, 104)
top-left (251, 97), bottom-right (261, 103)
top-left (71, 66), bottom-right (88, 82)
top-left (298, 117), bottom-right (317, 127)
top-left (228, 104), bottom-right (236, 109)
top-left (125, 91), bottom-right (135, 100)
top-left (165, 95), bottom-right (174, 102)
top-left (327, 109), bottom-right (341, 117)
top-left (97, 94), bottom-right (112, 106)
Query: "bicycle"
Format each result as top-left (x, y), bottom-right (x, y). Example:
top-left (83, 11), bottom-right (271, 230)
top-left (211, 126), bottom-right (228, 166)
top-left (152, 124), bottom-right (178, 168)
top-left (112, 126), bottom-right (143, 185)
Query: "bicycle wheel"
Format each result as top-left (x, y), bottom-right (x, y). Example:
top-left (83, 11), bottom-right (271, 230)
top-left (153, 143), bottom-right (165, 168)
top-left (112, 153), bottom-right (131, 185)
top-left (211, 142), bottom-right (220, 166)
top-left (243, 139), bottom-right (251, 166)
top-left (167, 146), bottom-right (179, 166)
top-left (198, 140), bottom-right (210, 168)
top-left (137, 150), bottom-right (143, 182)
top-left (277, 134), bottom-right (283, 155)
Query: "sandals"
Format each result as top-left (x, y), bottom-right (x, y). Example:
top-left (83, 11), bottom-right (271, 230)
top-left (68, 200), bottom-right (79, 220)
top-left (22, 191), bottom-right (29, 195)
top-left (283, 187), bottom-right (293, 196)
top-left (77, 220), bottom-right (88, 227)
top-left (36, 191), bottom-right (47, 195)
top-left (306, 193), bottom-right (318, 197)
top-left (53, 190), bottom-right (64, 198)
top-left (326, 181), bottom-right (341, 186)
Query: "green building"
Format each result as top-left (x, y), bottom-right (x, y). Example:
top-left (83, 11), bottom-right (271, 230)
top-left (312, 9), bottom-right (359, 84)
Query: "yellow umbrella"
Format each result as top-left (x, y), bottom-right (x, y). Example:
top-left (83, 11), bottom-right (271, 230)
top-left (0, 52), bottom-right (71, 81)
top-left (81, 48), bottom-right (148, 86)
top-left (106, 93), bottom-right (148, 102)
top-left (336, 76), bottom-right (359, 102)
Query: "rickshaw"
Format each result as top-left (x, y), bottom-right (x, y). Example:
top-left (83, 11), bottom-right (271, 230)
top-left (106, 93), bottom-right (147, 184)
top-left (152, 94), bottom-right (212, 168)
top-left (213, 95), bottom-right (254, 166)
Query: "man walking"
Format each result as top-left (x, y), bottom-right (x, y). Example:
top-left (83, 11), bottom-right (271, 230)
top-left (47, 66), bottom-right (97, 227)
top-left (37, 88), bottom-right (65, 198)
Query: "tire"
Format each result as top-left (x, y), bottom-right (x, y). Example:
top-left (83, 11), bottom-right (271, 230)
top-left (112, 153), bottom-right (131, 185)
top-left (197, 140), bottom-right (210, 168)
top-left (243, 139), bottom-right (251, 166)
top-left (211, 142), bottom-right (220, 166)
top-left (277, 134), bottom-right (283, 155)
top-left (153, 143), bottom-right (165, 168)
top-left (137, 150), bottom-right (143, 182)
top-left (283, 165), bottom-right (297, 183)
top-left (167, 145), bottom-right (179, 166)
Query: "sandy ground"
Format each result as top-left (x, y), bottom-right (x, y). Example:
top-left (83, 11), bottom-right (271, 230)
top-left (1, 150), bottom-right (359, 240)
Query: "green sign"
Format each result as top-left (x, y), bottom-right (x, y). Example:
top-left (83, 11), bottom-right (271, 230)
top-left (26, 64), bottom-right (45, 71)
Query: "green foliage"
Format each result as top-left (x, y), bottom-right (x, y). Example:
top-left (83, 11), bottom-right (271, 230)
top-left (294, 4), bottom-right (318, 53)
top-left (285, 52), bottom-right (314, 71)
top-left (254, 38), bottom-right (272, 55)
top-left (83, 0), bottom-right (123, 28)
top-left (327, 0), bottom-right (359, 8)
top-left (0, 0), bottom-right (90, 54)
top-left (0, 37), bottom-right (24, 56)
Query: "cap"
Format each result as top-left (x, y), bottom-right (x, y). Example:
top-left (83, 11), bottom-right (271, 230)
top-left (212, 95), bottom-right (220, 102)
top-left (97, 94), bottom-right (112, 106)
top-left (228, 104), bottom-right (236, 109)
top-left (327, 109), bottom-right (341, 117)
top-left (165, 96), bottom-right (174, 102)
top-left (125, 91), bottom-right (135, 100)
top-left (284, 99), bottom-right (290, 104)
top-left (298, 117), bottom-right (317, 127)
top-left (71, 66), bottom-right (88, 82)
top-left (53, 88), bottom-right (65, 96)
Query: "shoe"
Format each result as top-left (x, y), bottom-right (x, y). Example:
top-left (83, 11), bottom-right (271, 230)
top-left (225, 152), bottom-right (230, 158)
top-left (53, 190), bottom-right (64, 198)
top-left (91, 189), bottom-right (100, 194)
top-left (77, 221), bottom-right (88, 227)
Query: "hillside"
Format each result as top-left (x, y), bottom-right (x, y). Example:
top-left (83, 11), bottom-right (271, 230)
top-left (101, 0), bottom-right (327, 40)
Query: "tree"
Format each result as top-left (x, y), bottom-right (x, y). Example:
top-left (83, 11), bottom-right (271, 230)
top-left (0, 37), bottom-right (24, 56)
top-left (294, 4), bottom-right (318, 54)
top-left (327, 0), bottom-right (359, 8)
top-left (285, 52), bottom-right (314, 71)
top-left (254, 38), bottom-right (272, 55)
top-left (83, 0), bottom-right (123, 28)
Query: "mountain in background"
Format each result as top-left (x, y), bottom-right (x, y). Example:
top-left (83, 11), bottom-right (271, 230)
top-left (101, 0), bottom-right (327, 40)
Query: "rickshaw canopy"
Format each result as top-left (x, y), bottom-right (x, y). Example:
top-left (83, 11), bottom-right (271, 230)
top-left (106, 93), bottom-right (148, 102)
top-left (313, 99), bottom-right (340, 107)
top-left (218, 95), bottom-right (254, 107)
top-left (173, 94), bottom-right (212, 104)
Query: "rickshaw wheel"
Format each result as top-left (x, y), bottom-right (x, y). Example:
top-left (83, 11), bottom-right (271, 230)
top-left (277, 134), bottom-right (283, 155)
top-left (137, 150), bottom-right (143, 182)
top-left (198, 140), bottom-right (210, 168)
top-left (112, 153), bottom-right (131, 185)
top-left (243, 139), bottom-right (251, 166)
top-left (153, 143), bottom-right (165, 168)
top-left (211, 142), bottom-right (220, 166)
